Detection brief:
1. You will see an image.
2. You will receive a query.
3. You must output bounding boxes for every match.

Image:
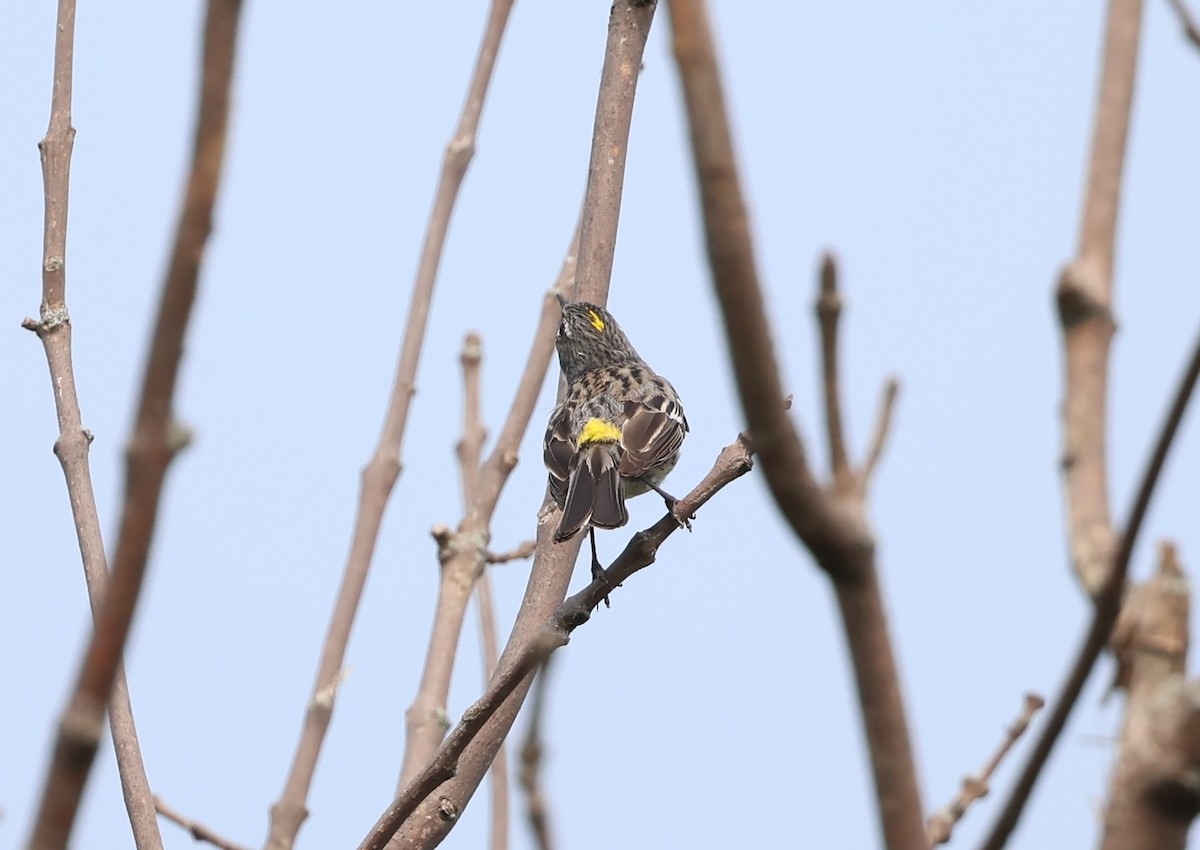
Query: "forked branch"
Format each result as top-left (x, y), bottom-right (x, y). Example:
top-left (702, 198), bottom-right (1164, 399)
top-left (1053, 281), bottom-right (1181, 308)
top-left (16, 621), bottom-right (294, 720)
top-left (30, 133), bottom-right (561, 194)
top-left (668, 1), bottom-right (921, 848)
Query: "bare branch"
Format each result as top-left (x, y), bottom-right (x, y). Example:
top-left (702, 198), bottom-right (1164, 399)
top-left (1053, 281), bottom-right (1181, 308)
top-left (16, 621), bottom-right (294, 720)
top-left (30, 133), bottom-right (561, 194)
top-left (476, 570), bottom-right (510, 850)
top-left (26, 0), bottom-right (241, 847)
top-left (816, 252), bottom-right (849, 483)
top-left (520, 661), bottom-right (556, 850)
top-left (862, 378), bottom-right (900, 487)
top-left (1165, 0), bottom-right (1200, 49)
top-left (982, 324), bottom-right (1200, 849)
top-left (572, 1), bottom-right (658, 304)
top-left (264, 2), bottom-right (515, 846)
top-left (155, 797), bottom-right (252, 850)
top-left (1056, 0), bottom-right (1145, 599)
top-left (669, 1), bottom-right (923, 848)
top-left (926, 693), bottom-right (1045, 845)
top-left (361, 430), bottom-right (756, 850)
top-left (456, 330), bottom-right (510, 850)
top-left (456, 332), bottom-right (486, 509)
top-left (1101, 543), bottom-right (1196, 849)
top-left (487, 540), bottom-right (537, 564)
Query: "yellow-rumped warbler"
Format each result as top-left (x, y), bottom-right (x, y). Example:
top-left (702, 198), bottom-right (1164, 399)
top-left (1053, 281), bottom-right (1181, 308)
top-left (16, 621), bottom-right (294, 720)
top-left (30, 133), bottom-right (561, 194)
top-left (543, 297), bottom-right (689, 582)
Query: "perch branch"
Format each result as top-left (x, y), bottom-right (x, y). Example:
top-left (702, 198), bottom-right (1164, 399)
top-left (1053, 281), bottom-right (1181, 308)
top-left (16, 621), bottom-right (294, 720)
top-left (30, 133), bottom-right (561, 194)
top-left (361, 431), bottom-right (756, 850)
top-left (926, 693), bottom-right (1045, 845)
top-left (384, 5), bottom-right (658, 846)
top-left (982, 324), bottom-right (1200, 850)
top-left (264, 2), bottom-right (515, 847)
top-left (669, 1), bottom-right (922, 847)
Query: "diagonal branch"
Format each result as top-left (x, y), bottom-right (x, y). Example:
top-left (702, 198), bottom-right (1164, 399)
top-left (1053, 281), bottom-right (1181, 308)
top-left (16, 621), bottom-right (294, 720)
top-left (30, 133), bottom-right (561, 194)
top-left (668, 1), bottom-right (922, 848)
top-left (384, 4), bottom-right (658, 847)
top-left (1165, 0), bottom-right (1200, 49)
top-left (926, 693), bottom-right (1045, 846)
top-left (264, 2), bottom-right (516, 847)
top-left (981, 323), bottom-right (1200, 849)
top-left (155, 797), bottom-right (252, 850)
top-left (360, 431), bottom-right (755, 850)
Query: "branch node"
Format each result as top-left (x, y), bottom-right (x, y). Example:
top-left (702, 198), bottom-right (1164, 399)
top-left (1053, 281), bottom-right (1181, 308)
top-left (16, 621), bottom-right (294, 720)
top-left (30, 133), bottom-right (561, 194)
top-left (312, 667), bottom-right (352, 712)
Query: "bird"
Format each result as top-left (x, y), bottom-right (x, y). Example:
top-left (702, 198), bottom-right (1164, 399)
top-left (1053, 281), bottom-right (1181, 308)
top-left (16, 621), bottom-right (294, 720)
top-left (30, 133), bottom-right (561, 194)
top-left (542, 296), bottom-right (689, 588)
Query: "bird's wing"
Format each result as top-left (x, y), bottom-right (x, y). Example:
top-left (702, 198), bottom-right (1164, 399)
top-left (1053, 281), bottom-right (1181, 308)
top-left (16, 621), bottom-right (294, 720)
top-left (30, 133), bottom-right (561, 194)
top-left (618, 390), bottom-right (688, 479)
top-left (543, 403), bottom-right (574, 509)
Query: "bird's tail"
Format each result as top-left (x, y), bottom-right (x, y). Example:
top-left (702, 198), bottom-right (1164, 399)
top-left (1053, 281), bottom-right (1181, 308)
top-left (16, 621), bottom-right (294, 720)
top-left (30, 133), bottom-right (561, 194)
top-left (554, 442), bottom-right (628, 542)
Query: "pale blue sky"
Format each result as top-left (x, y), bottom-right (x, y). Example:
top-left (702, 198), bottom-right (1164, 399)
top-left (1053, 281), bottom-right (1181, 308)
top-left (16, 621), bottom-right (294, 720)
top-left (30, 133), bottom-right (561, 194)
top-left (3, 2), bottom-right (1200, 849)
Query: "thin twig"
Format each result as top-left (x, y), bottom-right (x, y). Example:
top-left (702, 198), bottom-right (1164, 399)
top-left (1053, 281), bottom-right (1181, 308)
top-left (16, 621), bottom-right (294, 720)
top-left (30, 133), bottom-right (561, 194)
top-left (264, 3), bottom-right (515, 847)
top-left (927, 693), bottom-right (1045, 845)
top-left (477, 570), bottom-right (510, 850)
top-left (981, 324), bottom-right (1200, 850)
top-left (454, 332), bottom-right (510, 850)
top-left (22, 2), bottom-right (94, 846)
top-left (360, 431), bottom-right (756, 850)
top-left (155, 797), bottom-right (252, 850)
top-left (384, 4), bottom-right (658, 844)
top-left (520, 660), bottom-right (556, 850)
top-left (816, 252), bottom-right (849, 482)
top-left (487, 541), bottom-right (537, 564)
top-left (669, 2), bottom-right (923, 848)
top-left (862, 378), bottom-right (900, 487)
top-left (1165, 0), bottom-right (1200, 48)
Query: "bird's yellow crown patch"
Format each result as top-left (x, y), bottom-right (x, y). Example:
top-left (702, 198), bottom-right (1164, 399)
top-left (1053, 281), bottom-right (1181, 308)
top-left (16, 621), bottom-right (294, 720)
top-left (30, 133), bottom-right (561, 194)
top-left (587, 310), bottom-right (606, 332)
top-left (577, 418), bottom-right (622, 446)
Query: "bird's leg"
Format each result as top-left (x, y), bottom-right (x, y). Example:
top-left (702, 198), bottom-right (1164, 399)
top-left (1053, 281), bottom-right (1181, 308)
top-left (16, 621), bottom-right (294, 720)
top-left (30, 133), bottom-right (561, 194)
top-left (589, 527), bottom-right (612, 609)
top-left (641, 476), bottom-right (693, 530)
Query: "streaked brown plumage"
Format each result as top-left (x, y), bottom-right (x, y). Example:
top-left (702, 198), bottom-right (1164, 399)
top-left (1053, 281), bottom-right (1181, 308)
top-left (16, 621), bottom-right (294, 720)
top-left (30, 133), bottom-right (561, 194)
top-left (543, 298), bottom-right (688, 585)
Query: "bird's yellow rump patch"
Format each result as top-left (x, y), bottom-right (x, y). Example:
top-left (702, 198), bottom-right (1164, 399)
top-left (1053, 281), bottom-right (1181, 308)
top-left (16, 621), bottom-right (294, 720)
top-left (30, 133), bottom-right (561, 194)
top-left (586, 310), bottom-right (606, 332)
top-left (577, 418), bottom-right (622, 446)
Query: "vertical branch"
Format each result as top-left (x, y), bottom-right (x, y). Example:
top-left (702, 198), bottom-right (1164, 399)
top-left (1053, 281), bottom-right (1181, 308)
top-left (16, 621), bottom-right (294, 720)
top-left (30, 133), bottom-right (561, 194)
top-left (452, 338), bottom-right (511, 850)
top-left (572, 0), bottom-right (658, 304)
top-left (816, 253), bottom-right (849, 483)
top-left (264, 3), bottom-right (515, 848)
top-left (26, 3), bottom-right (245, 847)
top-left (382, 4), bottom-right (659, 848)
top-left (1057, 0), bottom-right (1144, 599)
top-left (22, 1), bottom-right (93, 847)
top-left (668, 2), bottom-right (923, 849)
top-left (519, 662), bottom-right (556, 850)
top-left (475, 572), bottom-right (510, 850)
top-left (1100, 543), bottom-right (1194, 850)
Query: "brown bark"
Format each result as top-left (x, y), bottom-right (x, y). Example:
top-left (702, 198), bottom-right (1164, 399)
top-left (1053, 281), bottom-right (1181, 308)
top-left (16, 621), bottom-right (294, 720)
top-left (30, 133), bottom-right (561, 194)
top-left (668, 1), bottom-right (921, 847)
